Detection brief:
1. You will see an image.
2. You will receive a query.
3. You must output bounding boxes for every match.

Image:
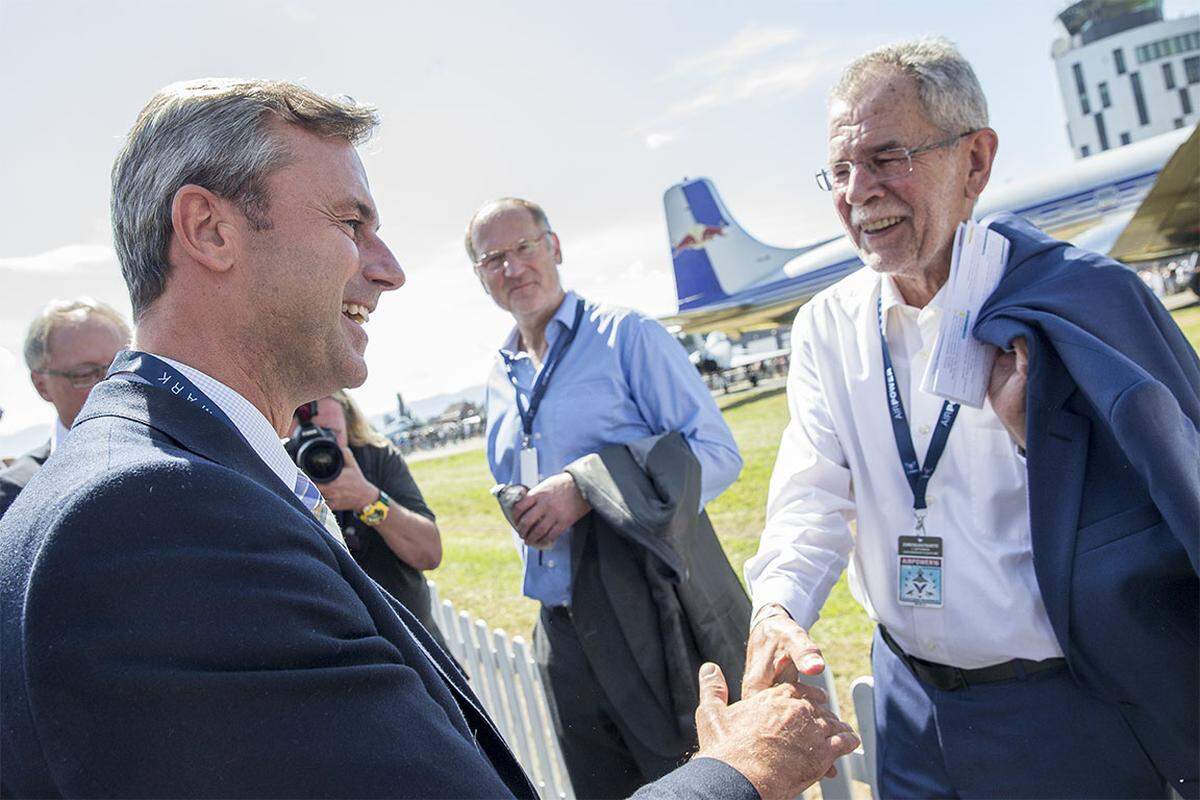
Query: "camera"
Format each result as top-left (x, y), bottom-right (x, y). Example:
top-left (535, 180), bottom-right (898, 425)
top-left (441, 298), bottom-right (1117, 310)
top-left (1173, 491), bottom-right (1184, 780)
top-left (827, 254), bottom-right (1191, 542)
top-left (285, 401), bottom-right (344, 483)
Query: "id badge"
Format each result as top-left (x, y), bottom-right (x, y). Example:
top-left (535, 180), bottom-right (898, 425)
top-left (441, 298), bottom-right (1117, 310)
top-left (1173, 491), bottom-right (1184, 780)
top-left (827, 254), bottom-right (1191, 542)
top-left (519, 446), bottom-right (539, 488)
top-left (897, 535), bottom-right (943, 607)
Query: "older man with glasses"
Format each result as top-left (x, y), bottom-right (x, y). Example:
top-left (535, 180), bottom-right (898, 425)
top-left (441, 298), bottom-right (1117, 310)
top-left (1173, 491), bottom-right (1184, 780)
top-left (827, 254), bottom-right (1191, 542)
top-left (0, 297), bottom-right (130, 516)
top-left (743, 36), bottom-right (1198, 799)
top-left (466, 197), bottom-right (755, 798)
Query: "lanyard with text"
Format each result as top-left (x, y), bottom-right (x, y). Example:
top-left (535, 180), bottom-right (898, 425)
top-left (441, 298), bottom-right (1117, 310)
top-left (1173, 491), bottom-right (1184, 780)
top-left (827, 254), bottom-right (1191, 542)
top-left (502, 299), bottom-right (586, 486)
top-left (877, 297), bottom-right (959, 608)
top-left (107, 350), bottom-right (239, 434)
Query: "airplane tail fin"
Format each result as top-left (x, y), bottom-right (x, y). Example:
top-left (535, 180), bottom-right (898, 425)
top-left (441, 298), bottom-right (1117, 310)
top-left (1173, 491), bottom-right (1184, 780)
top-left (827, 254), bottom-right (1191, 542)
top-left (663, 177), bottom-right (807, 311)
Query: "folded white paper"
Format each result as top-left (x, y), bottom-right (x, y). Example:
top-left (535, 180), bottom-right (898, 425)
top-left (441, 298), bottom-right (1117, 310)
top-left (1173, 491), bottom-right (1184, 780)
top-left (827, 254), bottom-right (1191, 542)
top-left (921, 218), bottom-right (1011, 408)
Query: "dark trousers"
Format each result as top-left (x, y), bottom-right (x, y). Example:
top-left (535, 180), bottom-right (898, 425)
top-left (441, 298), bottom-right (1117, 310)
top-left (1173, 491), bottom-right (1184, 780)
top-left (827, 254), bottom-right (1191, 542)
top-left (534, 606), bottom-right (685, 800)
top-left (871, 627), bottom-right (1168, 799)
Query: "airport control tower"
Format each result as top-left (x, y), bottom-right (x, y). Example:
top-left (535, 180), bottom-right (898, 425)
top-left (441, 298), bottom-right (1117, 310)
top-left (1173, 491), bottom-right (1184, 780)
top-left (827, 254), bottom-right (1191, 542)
top-left (1052, 0), bottom-right (1199, 158)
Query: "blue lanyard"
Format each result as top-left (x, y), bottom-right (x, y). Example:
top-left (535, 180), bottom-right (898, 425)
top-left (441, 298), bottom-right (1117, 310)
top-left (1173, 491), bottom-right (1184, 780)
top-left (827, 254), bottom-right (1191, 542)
top-left (107, 349), bottom-right (241, 436)
top-left (877, 297), bottom-right (959, 516)
top-left (502, 299), bottom-right (586, 446)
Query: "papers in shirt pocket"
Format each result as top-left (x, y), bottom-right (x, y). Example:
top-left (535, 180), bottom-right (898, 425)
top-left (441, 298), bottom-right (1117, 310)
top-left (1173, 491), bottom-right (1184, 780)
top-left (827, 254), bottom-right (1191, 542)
top-left (921, 218), bottom-right (1011, 408)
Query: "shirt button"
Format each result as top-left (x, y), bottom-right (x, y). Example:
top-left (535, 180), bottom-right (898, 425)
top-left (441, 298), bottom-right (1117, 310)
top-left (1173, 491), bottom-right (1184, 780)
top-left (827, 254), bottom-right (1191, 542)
top-left (926, 640), bottom-right (938, 651)
top-left (919, 424), bottom-right (931, 435)
top-left (547, 560), bottom-right (556, 568)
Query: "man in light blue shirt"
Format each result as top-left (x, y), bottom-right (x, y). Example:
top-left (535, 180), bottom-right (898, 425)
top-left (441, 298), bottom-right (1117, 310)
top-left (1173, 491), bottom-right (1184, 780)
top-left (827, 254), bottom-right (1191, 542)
top-left (469, 197), bottom-right (743, 798)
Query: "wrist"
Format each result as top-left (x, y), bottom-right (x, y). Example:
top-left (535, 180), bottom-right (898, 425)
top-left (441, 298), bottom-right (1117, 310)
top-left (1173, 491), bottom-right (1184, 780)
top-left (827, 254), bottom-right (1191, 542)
top-left (356, 483), bottom-right (380, 509)
top-left (750, 603), bottom-right (792, 634)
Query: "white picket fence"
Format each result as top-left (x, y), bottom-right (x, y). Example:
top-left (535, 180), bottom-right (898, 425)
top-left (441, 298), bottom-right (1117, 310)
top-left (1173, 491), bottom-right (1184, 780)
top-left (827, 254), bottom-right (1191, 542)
top-left (427, 581), bottom-right (878, 800)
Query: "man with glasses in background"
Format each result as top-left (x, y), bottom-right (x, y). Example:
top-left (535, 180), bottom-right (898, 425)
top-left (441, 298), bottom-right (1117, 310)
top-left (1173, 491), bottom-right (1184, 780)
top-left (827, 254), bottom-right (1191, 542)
top-left (0, 298), bottom-right (130, 516)
top-left (467, 197), bottom-right (751, 798)
top-left (743, 37), bottom-right (1197, 798)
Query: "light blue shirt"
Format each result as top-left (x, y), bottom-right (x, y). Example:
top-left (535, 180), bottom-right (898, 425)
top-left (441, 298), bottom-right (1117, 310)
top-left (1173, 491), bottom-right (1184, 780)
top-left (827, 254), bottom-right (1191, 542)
top-left (485, 291), bottom-right (743, 607)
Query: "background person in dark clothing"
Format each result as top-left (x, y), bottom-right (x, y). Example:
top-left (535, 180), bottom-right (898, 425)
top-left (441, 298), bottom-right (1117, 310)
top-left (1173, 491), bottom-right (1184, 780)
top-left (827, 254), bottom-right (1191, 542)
top-left (299, 390), bottom-right (447, 648)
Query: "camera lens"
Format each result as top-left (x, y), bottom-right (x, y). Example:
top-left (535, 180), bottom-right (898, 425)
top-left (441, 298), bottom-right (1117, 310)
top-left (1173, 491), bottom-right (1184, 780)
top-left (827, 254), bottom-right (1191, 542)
top-left (298, 438), bottom-right (344, 482)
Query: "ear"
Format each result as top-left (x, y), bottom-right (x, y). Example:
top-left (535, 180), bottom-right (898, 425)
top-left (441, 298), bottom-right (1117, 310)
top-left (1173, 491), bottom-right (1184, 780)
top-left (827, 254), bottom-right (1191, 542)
top-left (30, 370), bottom-right (52, 402)
top-left (548, 231), bottom-right (563, 265)
top-left (964, 128), bottom-right (999, 201)
top-left (170, 184), bottom-right (241, 274)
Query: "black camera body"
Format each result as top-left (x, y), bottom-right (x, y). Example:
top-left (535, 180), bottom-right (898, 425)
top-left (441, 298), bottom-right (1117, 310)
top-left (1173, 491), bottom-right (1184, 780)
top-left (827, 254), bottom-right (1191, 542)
top-left (286, 401), bottom-right (344, 483)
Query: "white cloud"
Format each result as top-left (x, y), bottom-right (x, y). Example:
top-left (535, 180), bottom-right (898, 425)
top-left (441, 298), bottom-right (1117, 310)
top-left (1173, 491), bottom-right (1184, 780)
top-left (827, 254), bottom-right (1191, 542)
top-left (634, 41), bottom-right (842, 135)
top-left (644, 132), bottom-right (676, 150)
top-left (663, 24), bottom-right (800, 79)
top-left (0, 244), bottom-right (118, 274)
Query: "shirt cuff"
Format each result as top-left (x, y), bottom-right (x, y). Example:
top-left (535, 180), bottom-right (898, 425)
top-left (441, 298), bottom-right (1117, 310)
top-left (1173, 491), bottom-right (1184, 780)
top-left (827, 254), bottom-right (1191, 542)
top-left (750, 577), bottom-right (822, 631)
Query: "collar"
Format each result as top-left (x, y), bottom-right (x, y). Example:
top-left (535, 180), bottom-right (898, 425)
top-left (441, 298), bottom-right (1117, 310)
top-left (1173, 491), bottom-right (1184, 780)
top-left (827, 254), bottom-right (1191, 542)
top-left (149, 353), bottom-right (301, 494)
top-left (499, 290), bottom-right (580, 358)
top-left (880, 274), bottom-right (945, 323)
top-left (49, 417), bottom-right (70, 455)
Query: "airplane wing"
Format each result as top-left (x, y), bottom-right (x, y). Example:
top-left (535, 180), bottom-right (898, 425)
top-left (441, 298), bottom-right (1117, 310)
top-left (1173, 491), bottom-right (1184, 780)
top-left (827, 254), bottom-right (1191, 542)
top-left (1108, 125), bottom-right (1200, 264)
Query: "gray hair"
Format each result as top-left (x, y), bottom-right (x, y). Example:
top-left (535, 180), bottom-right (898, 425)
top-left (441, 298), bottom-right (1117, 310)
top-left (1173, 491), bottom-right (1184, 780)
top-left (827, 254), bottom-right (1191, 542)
top-left (111, 78), bottom-right (380, 321)
top-left (831, 37), bottom-right (989, 134)
top-left (464, 197), bottom-right (553, 263)
top-left (23, 297), bottom-right (132, 370)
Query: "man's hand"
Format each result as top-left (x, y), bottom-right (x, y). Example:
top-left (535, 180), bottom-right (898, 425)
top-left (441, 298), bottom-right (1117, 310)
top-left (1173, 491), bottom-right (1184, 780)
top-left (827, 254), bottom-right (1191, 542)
top-left (988, 336), bottom-right (1029, 449)
top-left (695, 663), bottom-right (859, 800)
top-left (742, 608), bottom-right (826, 698)
top-left (317, 446), bottom-right (378, 512)
top-left (511, 472), bottom-right (591, 549)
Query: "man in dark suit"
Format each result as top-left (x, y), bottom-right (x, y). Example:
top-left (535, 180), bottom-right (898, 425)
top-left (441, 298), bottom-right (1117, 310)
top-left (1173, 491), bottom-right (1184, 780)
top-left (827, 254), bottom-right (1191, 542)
top-left (0, 298), bottom-right (129, 516)
top-left (0, 77), bottom-right (858, 799)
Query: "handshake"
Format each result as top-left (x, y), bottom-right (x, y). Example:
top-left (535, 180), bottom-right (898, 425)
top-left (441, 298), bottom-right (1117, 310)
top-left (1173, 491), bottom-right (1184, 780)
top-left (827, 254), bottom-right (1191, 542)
top-left (693, 625), bottom-right (859, 800)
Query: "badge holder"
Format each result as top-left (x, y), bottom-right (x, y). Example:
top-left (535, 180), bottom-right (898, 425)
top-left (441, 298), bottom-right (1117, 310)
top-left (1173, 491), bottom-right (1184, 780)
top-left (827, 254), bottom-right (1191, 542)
top-left (897, 513), bottom-right (943, 608)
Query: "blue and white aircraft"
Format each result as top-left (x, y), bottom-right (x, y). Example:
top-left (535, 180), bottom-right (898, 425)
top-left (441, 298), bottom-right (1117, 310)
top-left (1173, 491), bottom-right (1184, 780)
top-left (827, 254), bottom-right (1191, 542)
top-left (662, 124), bottom-right (1198, 334)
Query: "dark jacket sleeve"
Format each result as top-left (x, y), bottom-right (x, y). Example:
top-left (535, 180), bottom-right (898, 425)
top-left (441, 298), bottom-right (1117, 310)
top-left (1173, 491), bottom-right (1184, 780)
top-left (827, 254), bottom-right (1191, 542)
top-left (17, 460), bottom-right (517, 799)
top-left (630, 758), bottom-right (759, 800)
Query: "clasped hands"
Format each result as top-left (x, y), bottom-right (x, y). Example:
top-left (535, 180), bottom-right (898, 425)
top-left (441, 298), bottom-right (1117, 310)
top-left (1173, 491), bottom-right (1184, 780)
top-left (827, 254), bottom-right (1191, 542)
top-left (693, 606), bottom-right (857, 800)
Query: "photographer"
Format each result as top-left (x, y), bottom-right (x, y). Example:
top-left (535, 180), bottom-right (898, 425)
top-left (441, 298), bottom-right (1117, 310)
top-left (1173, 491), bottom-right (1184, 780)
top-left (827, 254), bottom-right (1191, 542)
top-left (293, 391), bottom-right (447, 649)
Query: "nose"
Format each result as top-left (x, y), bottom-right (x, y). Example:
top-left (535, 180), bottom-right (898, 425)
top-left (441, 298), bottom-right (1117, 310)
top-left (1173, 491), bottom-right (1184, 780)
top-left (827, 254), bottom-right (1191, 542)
top-left (842, 162), bottom-right (885, 207)
top-left (364, 234), bottom-right (405, 291)
top-left (500, 254), bottom-right (527, 278)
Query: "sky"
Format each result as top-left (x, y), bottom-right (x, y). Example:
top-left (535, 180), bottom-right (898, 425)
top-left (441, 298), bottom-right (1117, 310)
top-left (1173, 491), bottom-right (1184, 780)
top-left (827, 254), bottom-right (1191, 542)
top-left (2, 0), bottom-right (1198, 442)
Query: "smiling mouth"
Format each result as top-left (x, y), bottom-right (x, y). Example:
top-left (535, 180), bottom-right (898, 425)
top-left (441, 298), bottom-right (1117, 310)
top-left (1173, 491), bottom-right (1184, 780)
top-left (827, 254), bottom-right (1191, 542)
top-left (860, 216), bottom-right (904, 235)
top-left (342, 302), bottom-right (371, 325)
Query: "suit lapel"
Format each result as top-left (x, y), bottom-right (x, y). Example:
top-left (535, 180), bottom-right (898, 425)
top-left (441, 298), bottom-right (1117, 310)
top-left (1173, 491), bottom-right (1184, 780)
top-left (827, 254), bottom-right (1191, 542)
top-left (1025, 338), bottom-right (1089, 655)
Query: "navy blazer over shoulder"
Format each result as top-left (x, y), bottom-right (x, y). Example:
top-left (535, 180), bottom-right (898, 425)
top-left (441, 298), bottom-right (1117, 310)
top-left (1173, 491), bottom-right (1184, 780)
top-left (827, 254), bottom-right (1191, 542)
top-left (976, 214), bottom-right (1200, 797)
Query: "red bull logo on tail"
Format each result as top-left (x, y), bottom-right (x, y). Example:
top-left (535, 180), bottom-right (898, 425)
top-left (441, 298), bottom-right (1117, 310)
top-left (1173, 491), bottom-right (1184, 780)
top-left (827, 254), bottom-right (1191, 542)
top-left (672, 223), bottom-right (726, 256)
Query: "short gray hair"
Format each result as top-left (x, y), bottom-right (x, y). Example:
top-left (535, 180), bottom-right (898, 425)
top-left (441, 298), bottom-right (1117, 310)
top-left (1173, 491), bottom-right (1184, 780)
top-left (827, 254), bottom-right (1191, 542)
top-left (111, 78), bottom-right (380, 321)
top-left (464, 197), bottom-right (553, 263)
top-left (23, 297), bottom-right (131, 370)
top-left (831, 37), bottom-right (988, 135)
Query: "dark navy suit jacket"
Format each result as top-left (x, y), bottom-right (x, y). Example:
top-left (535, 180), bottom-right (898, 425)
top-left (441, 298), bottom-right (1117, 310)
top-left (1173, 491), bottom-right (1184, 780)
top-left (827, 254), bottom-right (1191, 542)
top-left (977, 214), bottom-right (1200, 797)
top-left (0, 377), bottom-right (755, 799)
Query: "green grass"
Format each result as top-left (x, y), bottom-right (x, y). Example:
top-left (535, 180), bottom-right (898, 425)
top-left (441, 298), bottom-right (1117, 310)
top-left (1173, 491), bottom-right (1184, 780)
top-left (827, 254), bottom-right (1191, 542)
top-left (411, 302), bottom-right (1199, 729)
top-left (1174, 302), bottom-right (1200, 351)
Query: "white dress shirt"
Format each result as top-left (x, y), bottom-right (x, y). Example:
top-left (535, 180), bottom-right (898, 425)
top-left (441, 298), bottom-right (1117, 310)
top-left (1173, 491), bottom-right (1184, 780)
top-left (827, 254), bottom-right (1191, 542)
top-left (745, 268), bottom-right (1062, 668)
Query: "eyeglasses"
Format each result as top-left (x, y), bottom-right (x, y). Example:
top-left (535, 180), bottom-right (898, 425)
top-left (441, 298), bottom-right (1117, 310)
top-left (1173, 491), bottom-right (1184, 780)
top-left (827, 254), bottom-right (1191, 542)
top-left (474, 232), bottom-right (551, 274)
top-left (816, 130), bottom-right (977, 192)
top-left (37, 363), bottom-right (109, 388)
